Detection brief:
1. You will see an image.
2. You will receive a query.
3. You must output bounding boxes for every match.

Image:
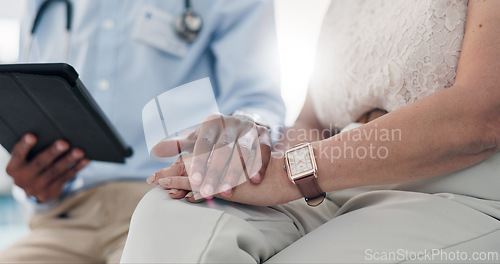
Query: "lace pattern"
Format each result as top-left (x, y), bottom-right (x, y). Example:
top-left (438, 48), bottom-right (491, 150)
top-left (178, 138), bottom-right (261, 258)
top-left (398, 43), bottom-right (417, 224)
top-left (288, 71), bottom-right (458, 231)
top-left (310, 0), bottom-right (468, 128)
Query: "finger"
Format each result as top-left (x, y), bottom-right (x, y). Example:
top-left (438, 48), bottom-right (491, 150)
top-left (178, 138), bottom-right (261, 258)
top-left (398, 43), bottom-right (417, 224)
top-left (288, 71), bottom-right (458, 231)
top-left (217, 144), bottom-right (245, 198)
top-left (22, 142), bottom-right (72, 197)
top-left (186, 191), bottom-right (205, 203)
top-left (36, 158), bottom-right (89, 202)
top-left (237, 124), bottom-right (260, 183)
top-left (153, 140), bottom-right (182, 158)
top-left (27, 140), bottom-right (72, 174)
top-left (247, 141), bottom-right (265, 184)
top-left (158, 176), bottom-right (192, 191)
top-left (167, 189), bottom-right (189, 199)
top-left (217, 122), bottom-right (258, 197)
top-left (249, 127), bottom-right (271, 184)
top-left (59, 158), bottom-right (89, 185)
top-left (32, 149), bottom-right (85, 193)
top-left (148, 156), bottom-right (187, 185)
top-left (189, 116), bottom-right (223, 186)
top-left (200, 135), bottom-right (236, 199)
top-left (7, 134), bottom-right (37, 172)
top-left (153, 129), bottom-right (198, 158)
top-left (158, 174), bottom-right (191, 200)
top-left (68, 158), bottom-right (89, 175)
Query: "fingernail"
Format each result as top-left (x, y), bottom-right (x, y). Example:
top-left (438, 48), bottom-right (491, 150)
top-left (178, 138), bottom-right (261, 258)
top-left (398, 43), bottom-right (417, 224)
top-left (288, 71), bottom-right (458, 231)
top-left (24, 135), bottom-right (35, 144)
top-left (169, 189), bottom-right (179, 194)
top-left (56, 141), bottom-right (68, 152)
top-left (194, 192), bottom-right (204, 200)
top-left (159, 178), bottom-right (171, 187)
top-left (220, 184), bottom-right (233, 196)
top-left (72, 150), bottom-right (83, 159)
top-left (147, 173), bottom-right (156, 184)
top-left (185, 192), bottom-right (194, 198)
top-left (202, 185), bottom-right (214, 197)
top-left (251, 173), bottom-right (261, 182)
top-left (191, 172), bottom-right (202, 184)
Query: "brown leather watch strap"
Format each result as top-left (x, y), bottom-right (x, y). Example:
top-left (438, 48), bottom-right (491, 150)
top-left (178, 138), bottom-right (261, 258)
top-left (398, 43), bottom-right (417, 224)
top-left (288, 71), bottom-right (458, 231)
top-left (294, 176), bottom-right (326, 207)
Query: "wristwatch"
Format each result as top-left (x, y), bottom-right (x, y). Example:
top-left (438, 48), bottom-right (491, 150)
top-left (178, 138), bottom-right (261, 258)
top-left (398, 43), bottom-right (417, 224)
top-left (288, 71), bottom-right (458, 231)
top-left (284, 143), bottom-right (325, 207)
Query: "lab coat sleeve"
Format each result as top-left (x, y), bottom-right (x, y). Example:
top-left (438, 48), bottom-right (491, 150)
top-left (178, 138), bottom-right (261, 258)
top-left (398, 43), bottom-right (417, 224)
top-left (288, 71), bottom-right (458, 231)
top-left (210, 0), bottom-right (286, 135)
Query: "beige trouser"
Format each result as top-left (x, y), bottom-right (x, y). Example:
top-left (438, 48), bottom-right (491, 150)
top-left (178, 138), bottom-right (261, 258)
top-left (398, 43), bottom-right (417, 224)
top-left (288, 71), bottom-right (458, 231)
top-left (0, 181), bottom-right (153, 264)
top-left (122, 152), bottom-right (500, 263)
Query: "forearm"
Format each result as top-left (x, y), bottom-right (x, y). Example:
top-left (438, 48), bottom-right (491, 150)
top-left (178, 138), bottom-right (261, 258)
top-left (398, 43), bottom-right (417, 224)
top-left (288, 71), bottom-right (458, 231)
top-left (275, 121), bottom-right (330, 152)
top-left (221, 0), bottom-right (500, 207)
top-left (313, 84), bottom-right (500, 192)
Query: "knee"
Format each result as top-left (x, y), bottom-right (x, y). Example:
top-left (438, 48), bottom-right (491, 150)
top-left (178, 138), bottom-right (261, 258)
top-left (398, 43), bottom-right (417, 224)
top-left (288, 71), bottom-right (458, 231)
top-left (129, 187), bottom-right (183, 225)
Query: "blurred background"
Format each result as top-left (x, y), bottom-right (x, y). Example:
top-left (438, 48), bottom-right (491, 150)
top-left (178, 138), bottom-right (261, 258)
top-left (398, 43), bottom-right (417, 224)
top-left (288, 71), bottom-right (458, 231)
top-left (0, 0), bottom-right (330, 250)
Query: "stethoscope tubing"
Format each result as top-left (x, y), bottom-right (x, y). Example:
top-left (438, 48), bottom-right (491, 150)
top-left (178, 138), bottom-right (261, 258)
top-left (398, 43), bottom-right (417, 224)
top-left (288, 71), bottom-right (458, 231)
top-left (23, 0), bottom-right (72, 62)
top-left (24, 0), bottom-right (201, 62)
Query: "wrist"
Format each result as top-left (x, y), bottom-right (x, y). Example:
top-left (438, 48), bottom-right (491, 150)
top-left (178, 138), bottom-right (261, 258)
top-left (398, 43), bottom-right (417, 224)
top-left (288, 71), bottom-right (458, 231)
top-left (269, 153), bottom-right (302, 204)
top-left (311, 141), bottom-right (328, 192)
top-left (283, 143), bottom-right (326, 206)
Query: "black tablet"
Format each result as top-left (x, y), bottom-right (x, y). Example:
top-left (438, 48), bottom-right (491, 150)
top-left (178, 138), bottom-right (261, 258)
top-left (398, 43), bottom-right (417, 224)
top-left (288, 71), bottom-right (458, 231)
top-left (0, 63), bottom-right (133, 163)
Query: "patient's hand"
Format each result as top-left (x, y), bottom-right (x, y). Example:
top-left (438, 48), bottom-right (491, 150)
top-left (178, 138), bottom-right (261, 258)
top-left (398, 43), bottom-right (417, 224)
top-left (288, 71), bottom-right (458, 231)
top-left (149, 113), bottom-right (271, 199)
top-left (221, 153), bottom-right (301, 206)
top-left (149, 152), bottom-right (301, 206)
top-left (5, 134), bottom-right (89, 202)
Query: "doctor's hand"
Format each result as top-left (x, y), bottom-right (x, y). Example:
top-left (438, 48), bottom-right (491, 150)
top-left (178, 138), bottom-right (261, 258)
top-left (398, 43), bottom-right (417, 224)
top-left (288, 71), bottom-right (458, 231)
top-left (148, 113), bottom-right (271, 200)
top-left (5, 134), bottom-right (89, 202)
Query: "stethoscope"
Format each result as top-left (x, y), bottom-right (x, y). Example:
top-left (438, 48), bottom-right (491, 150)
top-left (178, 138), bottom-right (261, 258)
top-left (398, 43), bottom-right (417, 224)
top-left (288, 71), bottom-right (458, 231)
top-left (23, 0), bottom-right (203, 61)
top-left (175, 0), bottom-right (203, 42)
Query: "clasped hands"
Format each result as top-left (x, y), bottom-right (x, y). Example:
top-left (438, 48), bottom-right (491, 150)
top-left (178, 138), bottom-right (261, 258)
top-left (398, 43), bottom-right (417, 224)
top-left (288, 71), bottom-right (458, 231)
top-left (147, 113), bottom-right (300, 206)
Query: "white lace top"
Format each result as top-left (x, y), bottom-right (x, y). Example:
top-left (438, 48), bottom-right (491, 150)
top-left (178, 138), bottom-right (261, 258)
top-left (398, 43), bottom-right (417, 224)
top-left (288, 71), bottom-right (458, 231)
top-left (310, 0), bottom-right (468, 128)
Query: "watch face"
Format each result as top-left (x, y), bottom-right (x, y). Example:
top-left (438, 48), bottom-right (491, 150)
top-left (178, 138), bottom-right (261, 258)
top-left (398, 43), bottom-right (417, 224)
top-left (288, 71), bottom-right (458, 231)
top-left (288, 146), bottom-right (313, 176)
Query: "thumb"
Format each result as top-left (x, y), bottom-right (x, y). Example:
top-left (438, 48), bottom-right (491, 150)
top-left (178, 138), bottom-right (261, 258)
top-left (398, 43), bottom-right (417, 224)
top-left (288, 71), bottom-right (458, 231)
top-left (153, 139), bottom-right (182, 158)
top-left (153, 135), bottom-right (197, 158)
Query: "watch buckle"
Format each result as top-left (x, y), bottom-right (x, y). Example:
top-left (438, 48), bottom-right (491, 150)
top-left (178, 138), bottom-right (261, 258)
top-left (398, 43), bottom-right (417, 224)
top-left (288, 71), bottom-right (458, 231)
top-left (305, 193), bottom-right (326, 207)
